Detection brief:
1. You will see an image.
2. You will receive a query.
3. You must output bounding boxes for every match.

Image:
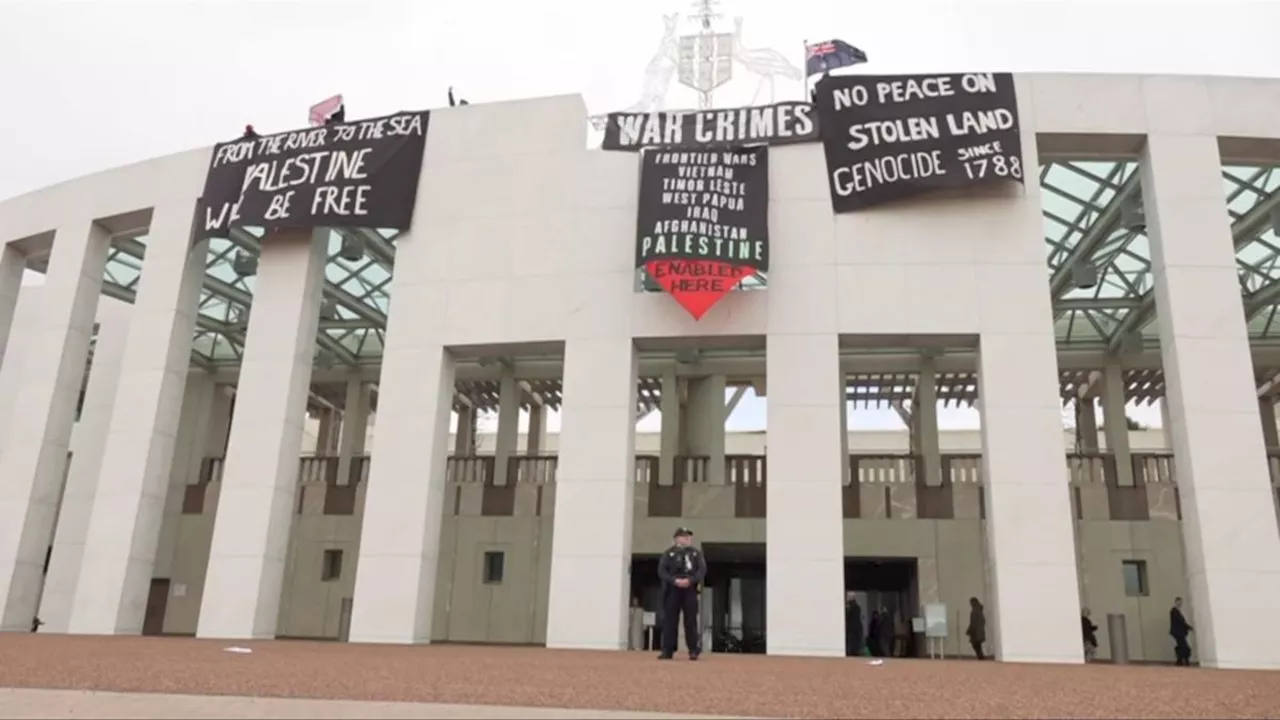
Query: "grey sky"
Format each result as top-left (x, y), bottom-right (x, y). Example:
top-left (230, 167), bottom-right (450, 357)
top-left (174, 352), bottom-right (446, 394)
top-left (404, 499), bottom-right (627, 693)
top-left (1, 0), bottom-right (1274, 431)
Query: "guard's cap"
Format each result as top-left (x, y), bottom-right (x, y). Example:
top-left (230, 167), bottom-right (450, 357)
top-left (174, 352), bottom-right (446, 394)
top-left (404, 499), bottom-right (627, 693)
top-left (673, 526), bottom-right (694, 538)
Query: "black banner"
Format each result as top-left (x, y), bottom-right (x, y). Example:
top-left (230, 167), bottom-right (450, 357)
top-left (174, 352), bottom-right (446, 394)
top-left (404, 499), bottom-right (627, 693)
top-left (199, 110), bottom-right (430, 239)
top-left (635, 147), bottom-right (769, 320)
top-left (603, 103), bottom-right (817, 151)
top-left (814, 73), bottom-right (1024, 212)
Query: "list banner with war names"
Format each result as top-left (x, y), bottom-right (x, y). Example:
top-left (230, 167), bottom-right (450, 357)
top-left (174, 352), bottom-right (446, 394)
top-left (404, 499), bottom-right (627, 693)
top-left (813, 72), bottom-right (1025, 212)
top-left (199, 110), bottom-right (430, 240)
top-left (634, 146), bottom-right (770, 320)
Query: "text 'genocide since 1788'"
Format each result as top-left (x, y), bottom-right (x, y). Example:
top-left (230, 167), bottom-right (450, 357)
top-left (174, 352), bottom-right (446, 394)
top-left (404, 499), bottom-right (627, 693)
top-left (814, 73), bottom-right (1025, 212)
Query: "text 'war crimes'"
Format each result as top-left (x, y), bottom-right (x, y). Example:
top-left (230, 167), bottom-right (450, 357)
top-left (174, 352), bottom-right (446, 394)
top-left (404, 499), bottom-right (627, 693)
top-left (825, 73), bottom-right (1023, 200)
top-left (614, 103), bottom-right (815, 149)
top-left (639, 150), bottom-right (765, 265)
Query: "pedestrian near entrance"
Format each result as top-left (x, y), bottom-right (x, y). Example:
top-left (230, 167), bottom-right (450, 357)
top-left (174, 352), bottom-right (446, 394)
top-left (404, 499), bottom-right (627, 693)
top-left (1170, 597), bottom-right (1194, 666)
top-left (1081, 608), bottom-right (1099, 662)
top-left (966, 597), bottom-right (987, 660)
top-left (658, 526), bottom-right (707, 660)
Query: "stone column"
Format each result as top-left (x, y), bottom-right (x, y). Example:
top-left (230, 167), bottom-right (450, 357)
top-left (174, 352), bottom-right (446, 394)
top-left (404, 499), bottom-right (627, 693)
top-left (526, 403), bottom-right (547, 455)
top-left (1100, 361), bottom-right (1135, 486)
top-left (766, 332), bottom-right (846, 657)
top-left (916, 359), bottom-right (943, 487)
top-left (684, 375), bottom-right (726, 485)
top-left (39, 307), bottom-right (130, 632)
top-left (1258, 398), bottom-right (1278, 451)
top-left (70, 202), bottom-right (206, 635)
top-left (1141, 132), bottom-right (1280, 669)
top-left (0, 244), bottom-right (26, 372)
top-left (335, 379), bottom-right (372, 485)
top-left (196, 229), bottom-right (326, 639)
top-left (658, 367), bottom-right (682, 486)
top-left (545, 338), bottom-right (638, 649)
top-left (454, 406), bottom-right (476, 455)
top-left (1075, 397), bottom-right (1099, 451)
top-left (973, 101), bottom-right (1082, 664)
top-left (494, 369), bottom-right (519, 484)
top-left (0, 219), bottom-right (108, 631)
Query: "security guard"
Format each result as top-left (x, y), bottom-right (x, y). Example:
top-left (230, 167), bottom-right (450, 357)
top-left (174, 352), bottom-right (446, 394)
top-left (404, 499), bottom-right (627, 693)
top-left (657, 526), bottom-right (707, 660)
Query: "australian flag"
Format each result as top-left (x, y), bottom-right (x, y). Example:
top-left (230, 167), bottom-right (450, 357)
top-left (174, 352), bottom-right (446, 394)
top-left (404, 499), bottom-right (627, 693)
top-left (805, 39), bottom-right (868, 78)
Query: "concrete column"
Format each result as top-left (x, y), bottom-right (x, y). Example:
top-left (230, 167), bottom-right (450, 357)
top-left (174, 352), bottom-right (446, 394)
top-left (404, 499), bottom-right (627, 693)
top-left (196, 229), bottom-right (327, 640)
top-left (971, 111), bottom-right (1082, 663)
top-left (766, 333), bottom-right (845, 657)
top-left (349, 342), bottom-right (454, 643)
top-left (1159, 396), bottom-right (1172, 440)
top-left (38, 309), bottom-right (130, 633)
top-left (1100, 361), bottom-right (1135, 487)
top-left (69, 203), bottom-right (205, 635)
top-left (494, 369), bottom-right (519, 484)
top-left (684, 375), bottom-right (726, 485)
top-left (315, 409), bottom-right (337, 455)
top-left (1258, 399), bottom-right (1278, 451)
top-left (916, 359), bottom-right (942, 487)
top-left (546, 338), bottom-right (637, 649)
top-left (335, 379), bottom-right (372, 485)
top-left (153, 373), bottom-right (218, 581)
top-left (0, 244), bottom-right (26, 371)
top-left (1141, 133), bottom-right (1280, 669)
top-left (838, 375), bottom-right (850, 488)
top-left (658, 367), bottom-right (681, 486)
top-left (527, 403), bottom-right (547, 454)
top-left (207, 386), bottom-right (234, 457)
top-left (0, 219), bottom-right (108, 631)
top-left (454, 406), bottom-right (476, 455)
top-left (1075, 397), bottom-right (1099, 451)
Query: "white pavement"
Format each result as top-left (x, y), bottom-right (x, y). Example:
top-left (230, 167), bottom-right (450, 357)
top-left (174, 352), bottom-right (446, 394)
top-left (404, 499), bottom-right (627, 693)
top-left (0, 688), bottom-right (752, 719)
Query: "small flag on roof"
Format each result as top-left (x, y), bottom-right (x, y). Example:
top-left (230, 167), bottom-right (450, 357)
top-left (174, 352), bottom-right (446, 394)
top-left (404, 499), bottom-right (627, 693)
top-left (309, 94), bottom-right (344, 127)
top-left (805, 39), bottom-right (868, 77)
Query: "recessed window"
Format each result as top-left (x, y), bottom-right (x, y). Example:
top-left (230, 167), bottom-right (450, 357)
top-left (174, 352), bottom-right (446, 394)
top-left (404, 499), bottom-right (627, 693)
top-left (483, 551), bottom-right (505, 585)
top-left (322, 549), bottom-right (343, 582)
top-left (1122, 559), bottom-right (1148, 597)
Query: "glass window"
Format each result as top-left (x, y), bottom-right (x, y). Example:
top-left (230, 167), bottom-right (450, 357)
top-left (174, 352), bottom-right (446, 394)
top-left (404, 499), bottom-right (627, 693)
top-left (483, 551), bottom-right (505, 585)
top-left (1122, 559), bottom-right (1148, 597)
top-left (322, 549), bottom-right (344, 582)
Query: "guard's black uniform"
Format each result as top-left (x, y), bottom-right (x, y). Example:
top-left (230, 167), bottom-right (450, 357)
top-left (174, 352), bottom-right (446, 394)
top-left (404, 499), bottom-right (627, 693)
top-left (658, 528), bottom-right (707, 659)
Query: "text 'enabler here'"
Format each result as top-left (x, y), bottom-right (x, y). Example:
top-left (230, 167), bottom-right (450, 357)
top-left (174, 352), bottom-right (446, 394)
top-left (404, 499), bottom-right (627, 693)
top-left (634, 147), bottom-right (770, 320)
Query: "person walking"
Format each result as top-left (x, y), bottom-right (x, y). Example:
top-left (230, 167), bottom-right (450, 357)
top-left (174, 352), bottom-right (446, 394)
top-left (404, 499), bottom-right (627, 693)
top-left (1170, 597), bottom-right (1194, 666)
top-left (844, 593), bottom-right (864, 657)
top-left (966, 597), bottom-right (987, 660)
top-left (1081, 607), bottom-right (1099, 662)
top-left (657, 527), bottom-right (707, 660)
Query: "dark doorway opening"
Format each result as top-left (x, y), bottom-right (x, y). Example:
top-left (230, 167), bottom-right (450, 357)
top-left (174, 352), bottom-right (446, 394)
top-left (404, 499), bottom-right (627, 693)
top-left (845, 558), bottom-right (918, 658)
top-left (142, 578), bottom-right (171, 636)
top-left (703, 543), bottom-right (765, 654)
top-left (631, 542), bottom-right (766, 654)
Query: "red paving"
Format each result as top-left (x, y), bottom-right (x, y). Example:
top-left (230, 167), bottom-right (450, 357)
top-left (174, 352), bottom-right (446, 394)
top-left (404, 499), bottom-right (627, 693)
top-left (0, 635), bottom-right (1277, 718)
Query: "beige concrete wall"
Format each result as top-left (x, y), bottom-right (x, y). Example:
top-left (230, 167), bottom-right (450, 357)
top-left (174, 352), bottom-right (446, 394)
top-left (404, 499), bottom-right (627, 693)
top-left (294, 426), bottom-right (1175, 457)
top-left (158, 470), bottom-right (1191, 662)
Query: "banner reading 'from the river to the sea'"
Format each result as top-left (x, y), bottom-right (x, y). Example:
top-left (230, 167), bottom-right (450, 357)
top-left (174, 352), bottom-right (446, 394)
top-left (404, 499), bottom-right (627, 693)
top-left (199, 110), bottom-right (430, 239)
top-left (635, 146), bottom-right (770, 320)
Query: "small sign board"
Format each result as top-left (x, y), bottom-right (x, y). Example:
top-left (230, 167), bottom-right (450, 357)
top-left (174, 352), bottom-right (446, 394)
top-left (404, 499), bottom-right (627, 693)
top-left (924, 603), bottom-right (948, 638)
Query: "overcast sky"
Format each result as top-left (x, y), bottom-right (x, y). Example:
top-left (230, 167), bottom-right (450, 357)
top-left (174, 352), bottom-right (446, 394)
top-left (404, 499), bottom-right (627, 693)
top-left (3, 0), bottom-right (1276, 432)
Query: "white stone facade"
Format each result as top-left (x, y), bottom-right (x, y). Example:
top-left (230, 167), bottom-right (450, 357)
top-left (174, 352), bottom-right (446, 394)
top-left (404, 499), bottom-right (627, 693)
top-left (0, 74), bottom-right (1278, 669)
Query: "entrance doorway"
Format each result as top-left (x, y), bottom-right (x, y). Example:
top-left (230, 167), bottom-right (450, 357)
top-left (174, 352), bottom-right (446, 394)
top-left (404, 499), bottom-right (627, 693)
top-left (703, 543), bottom-right (765, 654)
top-left (630, 543), bottom-right (766, 654)
top-left (846, 558), bottom-right (918, 658)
